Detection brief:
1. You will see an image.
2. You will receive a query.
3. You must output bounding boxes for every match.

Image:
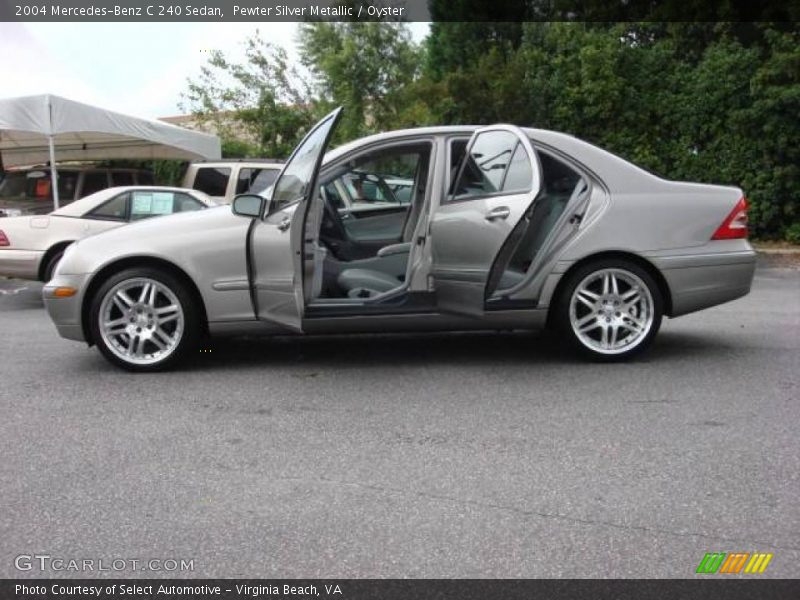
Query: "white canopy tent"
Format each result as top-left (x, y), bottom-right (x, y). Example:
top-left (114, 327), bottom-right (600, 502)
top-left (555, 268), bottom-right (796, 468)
top-left (0, 94), bottom-right (221, 209)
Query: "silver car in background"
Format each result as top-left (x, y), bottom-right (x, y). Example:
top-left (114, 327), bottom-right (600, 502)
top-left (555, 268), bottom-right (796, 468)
top-left (43, 108), bottom-right (756, 370)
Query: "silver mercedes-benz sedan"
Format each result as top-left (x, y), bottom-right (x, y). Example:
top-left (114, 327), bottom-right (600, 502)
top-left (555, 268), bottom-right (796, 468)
top-left (43, 108), bottom-right (756, 371)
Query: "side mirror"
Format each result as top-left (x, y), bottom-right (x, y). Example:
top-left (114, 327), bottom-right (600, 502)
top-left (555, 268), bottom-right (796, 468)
top-left (231, 194), bottom-right (267, 218)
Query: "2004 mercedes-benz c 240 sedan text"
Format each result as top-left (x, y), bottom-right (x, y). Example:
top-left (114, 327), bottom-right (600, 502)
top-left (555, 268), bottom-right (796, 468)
top-left (43, 108), bottom-right (756, 371)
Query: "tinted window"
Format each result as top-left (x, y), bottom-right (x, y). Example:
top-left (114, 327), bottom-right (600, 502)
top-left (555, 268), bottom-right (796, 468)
top-left (322, 181), bottom-right (345, 209)
top-left (502, 143), bottom-right (533, 192)
top-left (236, 168), bottom-right (280, 195)
top-left (80, 172), bottom-right (109, 197)
top-left (0, 170), bottom-right (78, 206)
top-left (192, 167), bottom-right (230, 197)
top-left (111, 172), bottom-right (134, 186)
top-left (174, 193), bottom-right (205, 213)
top-left (446, 138), bottom-right (469, 196)
top-left (321, 150), bottom-right (422, 209)
top-left (0, 172), bottom-right (30, 198)
top-left (390, 182), bottom-right (414, 204)
top-left (57, 172), bottom-right (80, 202)
top-left (251, 168), bottom-right (279, 192)
top-left (540, 151), bottom-right (583, 196)
top-left (88, 193), bottom-right (128, 220)
top-left (451, 131), bottom-right (532, 201)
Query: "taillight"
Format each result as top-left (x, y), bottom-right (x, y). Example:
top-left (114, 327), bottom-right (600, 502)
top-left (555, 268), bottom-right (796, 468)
top-left (0, 230), bottom-right (9, 246)
top-left (711, 196), bottom-right (748, 240)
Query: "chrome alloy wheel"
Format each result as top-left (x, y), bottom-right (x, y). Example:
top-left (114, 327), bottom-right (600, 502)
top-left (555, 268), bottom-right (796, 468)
top-left (98, 277), bottom-right (184, 365)
top-left (569, 268), bottom-right (655, 355)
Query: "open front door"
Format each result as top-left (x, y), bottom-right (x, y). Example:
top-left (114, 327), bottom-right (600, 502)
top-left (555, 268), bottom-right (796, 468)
top-left (429, 125), bottom-right (542, 316)
top-left (249, 108), bottom-right (342, 331)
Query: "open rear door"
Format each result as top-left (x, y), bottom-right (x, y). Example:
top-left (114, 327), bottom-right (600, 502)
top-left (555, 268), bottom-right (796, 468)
top-left (429, 125), bottom-right (542, 316)
top-left (250, 107), bottom-right (342, 331)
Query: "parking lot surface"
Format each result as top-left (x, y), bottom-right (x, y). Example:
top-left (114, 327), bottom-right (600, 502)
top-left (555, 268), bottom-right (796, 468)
top-left (1, 266), bottom-right (798, 578)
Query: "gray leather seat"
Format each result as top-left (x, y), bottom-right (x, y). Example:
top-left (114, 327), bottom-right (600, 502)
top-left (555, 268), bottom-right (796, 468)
top-left (338, 268), bottom-right (401, 297)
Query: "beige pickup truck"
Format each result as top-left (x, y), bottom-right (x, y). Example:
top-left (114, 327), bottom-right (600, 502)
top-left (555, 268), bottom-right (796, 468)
top-left (181, 160), bottom-right (283, 204)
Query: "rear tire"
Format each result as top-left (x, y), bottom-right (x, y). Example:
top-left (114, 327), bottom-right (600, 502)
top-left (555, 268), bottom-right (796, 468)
top-left (553, 258), bottom-right (663, 361)
top-left (89, 267), bottom-right (201, 372)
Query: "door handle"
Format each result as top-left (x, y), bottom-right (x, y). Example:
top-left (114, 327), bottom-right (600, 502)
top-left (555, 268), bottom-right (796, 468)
top-left (485, 206), bottom-right (511, 221)
top-left (277, 217), bottom-right (291, 232)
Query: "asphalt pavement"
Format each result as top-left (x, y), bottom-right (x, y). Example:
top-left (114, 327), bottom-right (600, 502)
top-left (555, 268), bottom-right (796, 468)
top-left (1, 265), bottom-right (798, 578)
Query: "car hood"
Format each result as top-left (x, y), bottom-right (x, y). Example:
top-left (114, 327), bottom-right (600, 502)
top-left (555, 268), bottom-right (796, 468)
top-left (61, 205), bottom-right (250, 275)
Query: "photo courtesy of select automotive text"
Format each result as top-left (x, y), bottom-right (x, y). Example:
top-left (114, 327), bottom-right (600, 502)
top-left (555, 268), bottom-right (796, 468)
top-left (0, 0), bottom-right (798, 598)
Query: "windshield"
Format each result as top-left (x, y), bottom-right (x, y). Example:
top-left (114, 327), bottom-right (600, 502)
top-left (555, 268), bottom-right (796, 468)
top-left (270, 108), bottom-right (342, 211)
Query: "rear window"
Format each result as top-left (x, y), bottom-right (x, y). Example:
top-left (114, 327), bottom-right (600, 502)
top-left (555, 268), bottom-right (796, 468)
top-left (80, 171), bottom-right (109, 197)
top-left (0, 170), bottom-right (80, 203)
top-left (192, 167), bottom-right (230, 197)
top-left (236, 168), bottom-right (280, 194)
top-left (0, 172), bottom-right (30, 198)
top-left (88, 192), bottom-right (129, 220)
top-left (112, 172), bottom-right (134, 186)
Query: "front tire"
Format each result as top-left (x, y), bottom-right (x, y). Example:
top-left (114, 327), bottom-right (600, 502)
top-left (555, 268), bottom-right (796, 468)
top-left (554, 258), bottom-right (663, 361)
top-left (89, 267), bottom-right (200, 371)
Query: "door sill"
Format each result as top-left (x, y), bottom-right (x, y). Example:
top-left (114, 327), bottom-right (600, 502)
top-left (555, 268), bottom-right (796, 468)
top-left (305, 292), bottom-right (436, 318)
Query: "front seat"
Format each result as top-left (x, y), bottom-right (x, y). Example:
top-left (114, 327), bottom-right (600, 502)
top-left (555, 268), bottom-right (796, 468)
top-left (333, 154), bottom-right (431, 298)
top-left (337, 268), bottom-right (402, 298)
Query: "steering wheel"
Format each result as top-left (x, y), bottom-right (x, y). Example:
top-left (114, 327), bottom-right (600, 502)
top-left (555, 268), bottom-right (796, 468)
top-left (319, 187), bottom-right (349, 256)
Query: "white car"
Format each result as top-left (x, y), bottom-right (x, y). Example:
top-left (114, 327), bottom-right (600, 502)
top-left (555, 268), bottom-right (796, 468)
top-left (0, 186), bottom-right (214, 281)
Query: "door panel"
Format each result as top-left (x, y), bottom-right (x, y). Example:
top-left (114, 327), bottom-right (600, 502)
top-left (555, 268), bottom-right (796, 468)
top-left (251, 204), bottom-right (300, 329)
top-left (342, 208), bottom-right (407, 242)
top-left (429, 125), bottom-right (541, 316)
top-left (251, 107), bottom-right (342, 330)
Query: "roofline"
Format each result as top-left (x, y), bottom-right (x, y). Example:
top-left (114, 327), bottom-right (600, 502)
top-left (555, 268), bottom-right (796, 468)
top-left (189, 159), bottom-right (284, 164)
top-left (324, 125), bottom-right (578, 159)
top-left (4, 164), bottom-right (153, 172)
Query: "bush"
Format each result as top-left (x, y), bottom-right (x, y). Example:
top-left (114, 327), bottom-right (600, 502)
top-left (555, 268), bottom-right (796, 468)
top-left (785, 223), bottom-right (800, 245)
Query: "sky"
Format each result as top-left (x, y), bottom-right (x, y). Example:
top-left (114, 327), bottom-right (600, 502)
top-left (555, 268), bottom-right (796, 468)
top-left (0, 22), bottom-right (430, 119)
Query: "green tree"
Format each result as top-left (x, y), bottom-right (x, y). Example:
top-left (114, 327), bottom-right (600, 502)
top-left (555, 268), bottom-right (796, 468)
top-left (182, 20), bottom-right (798, 238)
top-left (182, 30), bottom-right (316, 158)
top-left (298, 21), bottom-right (422, 141)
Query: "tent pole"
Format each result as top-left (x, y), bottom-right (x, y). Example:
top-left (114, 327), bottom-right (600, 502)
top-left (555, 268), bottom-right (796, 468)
top-left (48, 134), bottom-right (59, 210)
top-left (47, 95), bottom-right (59, 210)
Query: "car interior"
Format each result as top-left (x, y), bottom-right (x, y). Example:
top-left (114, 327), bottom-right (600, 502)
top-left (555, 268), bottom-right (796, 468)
top-left (303, 142), bottom-right (433, 302)
top-left (302, 137), bottom-right (588, 307)
top-left (490, 152), bottom-right (588, 296)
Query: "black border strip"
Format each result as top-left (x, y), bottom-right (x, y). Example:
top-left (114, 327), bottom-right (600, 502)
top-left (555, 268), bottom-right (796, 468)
top-left (3, 579), bottom-right (800, 600)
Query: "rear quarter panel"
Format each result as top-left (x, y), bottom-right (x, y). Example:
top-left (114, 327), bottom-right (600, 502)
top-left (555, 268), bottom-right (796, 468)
top-left (544, 181), bottom-right (754, 316)
top-left (521, 131), bottom-right (754, 315)
top-left (561, 181), bottom-right (744, 258)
